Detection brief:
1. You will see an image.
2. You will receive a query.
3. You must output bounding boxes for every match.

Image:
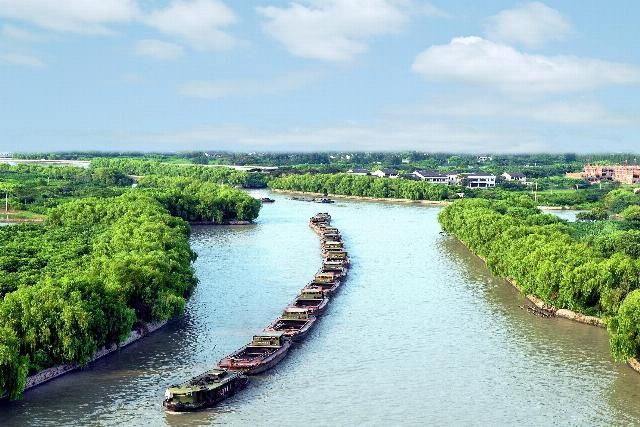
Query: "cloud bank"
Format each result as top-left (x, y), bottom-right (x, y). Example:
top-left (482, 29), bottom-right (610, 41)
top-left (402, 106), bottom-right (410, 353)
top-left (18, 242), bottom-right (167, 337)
top-left (412, 36), bottom-right (640, 93)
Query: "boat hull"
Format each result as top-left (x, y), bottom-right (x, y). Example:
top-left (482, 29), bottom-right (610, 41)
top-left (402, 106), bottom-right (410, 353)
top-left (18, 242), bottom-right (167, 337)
top-left (162, 376), bottom-right (248, 412)
top-left (293, 297), bottom-right (329, 316)
top-left (218, 340), bottom-right (292, 375)
top-left (265, 317), bottom-right (317, 342)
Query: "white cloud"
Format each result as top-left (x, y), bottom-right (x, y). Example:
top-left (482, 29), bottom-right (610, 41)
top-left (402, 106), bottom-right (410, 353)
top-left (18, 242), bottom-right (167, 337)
top-left (0, 52), bottom-right (45, 68)
top-left (0, 0), bottom-right (138, 34)
top-left (258, 0), bottom-right (414, 61)
top-left (485, 2), bottom-right (571, 48)
top-left (178, 71), bottom-right (322, 99)
top-left (134, 39), bottom-right (183, 60)
top-left (144, 0), bottom-right (237, 51)
top-left (412, 36), bottom-right (640, 94)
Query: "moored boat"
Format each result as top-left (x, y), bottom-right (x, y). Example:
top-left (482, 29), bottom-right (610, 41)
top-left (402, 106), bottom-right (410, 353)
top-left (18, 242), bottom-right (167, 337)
top-left (261, 197), bottom-right (275, 203)
top-left (265, 307), bottom-right (317, 341)
top-left (306, 277), bottom-right (340, 294)
top-left (320, 263), bottom-right (347, 277)
top-left (322, 233), bottom-right (342, 242)
top-left (324, 251), bottom-right (350, 265)
top-left (217, 332), bottom-right (292, 375)
top-left (292, 287), bottom-right (330, 315)
top-left (163, 368), bottom-right (248, 412)
top-left (321, 240), bottom-right (343, 250)
top-left (312, 197), bottom-right (334, 204)
top-left (310, 213), bottom-right (331, 223)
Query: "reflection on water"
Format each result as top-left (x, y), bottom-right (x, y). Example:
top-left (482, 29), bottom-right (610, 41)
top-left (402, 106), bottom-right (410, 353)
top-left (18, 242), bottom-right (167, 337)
top-left (1, 192), bottom-right (639, 426)
top-left (541, 209), bottom-right (582, 222)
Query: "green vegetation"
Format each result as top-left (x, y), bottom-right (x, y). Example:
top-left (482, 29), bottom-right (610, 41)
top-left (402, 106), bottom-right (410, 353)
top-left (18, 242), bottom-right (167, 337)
top-left (268, 173), bottom-right (453, 200)
top-left (0, 165), bottom-right (261, 399)
top-left (0, 164), bottom-right (132, 214)
top-left (137, 176), bottom-right (261, 223)
top-left (439, 196), bottom-right (640, 362)
top-left (91, 158), bottom-right (269, 188)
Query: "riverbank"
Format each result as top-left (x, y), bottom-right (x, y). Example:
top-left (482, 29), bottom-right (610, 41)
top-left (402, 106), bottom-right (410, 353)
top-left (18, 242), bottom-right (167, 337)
top-left (12, 320), bottom-right (169, 397)
top-left (189, 220), bottom-right (253, 225)
top-left (449, 235), bottom-right (640, 375)
top-left (271, 189), bottom-right (449, 205)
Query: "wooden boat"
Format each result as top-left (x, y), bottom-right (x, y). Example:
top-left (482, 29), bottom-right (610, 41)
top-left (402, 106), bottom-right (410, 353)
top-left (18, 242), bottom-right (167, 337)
top-left (306, 278), bottom-right (340, 294)
top-left (320, 227), bottom-right (340, 235)
top-left (312, 197), bottom-right (334, 204)
top-left (217, 332), bottom-right (292, 375)
top-left (291, 287), bottom-right (329, 315)
top-left (163, 368), bottom-right (247, 412)
top-left (322, 233), bottom-right (342, 242)
top-left (321, 240), bottom-right (343, 250)
top-left (310, 213), bottom-right (331, 223)
top-left (260, 197), bottom-right (275, 203)
top-left (325, 250), bottom-right (348, 258)
top-left (323, 260), bottom-right (348, 270)
top-left (265, 307), bottom-right (317, 341)
top-left (315, 272), bottom-right (340, 283)
top-left (325, 252), bottom-right (350, 265)
top-left (320, 263), bottom-right (346, 277)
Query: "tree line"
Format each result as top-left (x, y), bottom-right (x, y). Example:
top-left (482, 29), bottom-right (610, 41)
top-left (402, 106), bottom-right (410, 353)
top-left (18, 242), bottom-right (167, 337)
top-left (439, 197), bottom-right (640, 363)
top-left (0, 168), bottom-right (261, 399)
top-left (268, 173), bottom-right (453, 200)
top-left (91, 158), bottom-right (269, 188)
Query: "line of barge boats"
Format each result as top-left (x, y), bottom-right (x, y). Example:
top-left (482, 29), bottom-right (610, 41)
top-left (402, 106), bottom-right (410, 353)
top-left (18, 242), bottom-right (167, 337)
top-left (163, 212), bottom-right (348, 412)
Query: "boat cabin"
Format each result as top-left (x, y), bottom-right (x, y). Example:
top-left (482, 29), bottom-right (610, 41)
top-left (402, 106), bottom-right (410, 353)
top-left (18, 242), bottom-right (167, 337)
top-left (323, 241), bottom-right (343, 247)
top-left (281, 307), bottom-right (312, 320)
top-left (311, 214), bottom-right (331, 223)
top-left (298, 288), bottom-right (325, 300)
top-left (321, 228), bottom-right (339, 234)
top-left (323, 233), bottom-right (341, 241)
top-left (325, 251), bottom-right (347, 259)
top-left (323, 260), bottom-right (345, 267)
top-left (315, 272), bottom-right (338, 282)
top-left (251, 331), bottom-right (286, 347)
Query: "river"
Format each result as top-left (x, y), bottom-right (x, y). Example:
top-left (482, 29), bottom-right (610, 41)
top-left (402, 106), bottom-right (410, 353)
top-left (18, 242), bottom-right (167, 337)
top-left (2, 192), bottom-right (640, 426)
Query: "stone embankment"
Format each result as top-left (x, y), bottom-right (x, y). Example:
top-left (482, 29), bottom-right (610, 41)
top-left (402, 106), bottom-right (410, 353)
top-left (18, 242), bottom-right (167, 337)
top-left (23, 320), bottom-right (167, 392)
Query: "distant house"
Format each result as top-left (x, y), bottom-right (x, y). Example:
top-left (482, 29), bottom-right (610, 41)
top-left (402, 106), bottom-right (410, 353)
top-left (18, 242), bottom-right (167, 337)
top-left (372, 169), bottom-right (399, 178)
top-left (460, 172), bottom-right (496, 188)
top-left (477, 156), bottom-right (493, 163)
top-left (412, 170), bottom-right (448, 184)
top-left (447, 173), bottom-right (462, 185)
top-left (502, 172), bottom-right (527, 182)
top-left (347, 168), bottom-right (370, 176)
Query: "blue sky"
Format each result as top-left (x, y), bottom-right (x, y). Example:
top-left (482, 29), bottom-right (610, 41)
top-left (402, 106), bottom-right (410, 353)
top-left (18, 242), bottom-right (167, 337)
top-left (0, 0), bottom-right (639, 153)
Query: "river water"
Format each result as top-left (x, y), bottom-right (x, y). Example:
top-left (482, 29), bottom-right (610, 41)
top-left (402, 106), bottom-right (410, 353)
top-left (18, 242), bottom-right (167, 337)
top-left (2, 192), bottom-right (640, 426)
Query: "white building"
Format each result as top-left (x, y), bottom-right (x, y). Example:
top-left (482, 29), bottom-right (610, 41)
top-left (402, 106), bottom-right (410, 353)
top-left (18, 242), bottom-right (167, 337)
top-left (461, 172), bottom-right (496, 188)
top-left (372, 169), bottom-right (399, 178)
top-left (502, 172), bottom-right (527, 183)
top-left (412, 170), bottom-right (448, 184)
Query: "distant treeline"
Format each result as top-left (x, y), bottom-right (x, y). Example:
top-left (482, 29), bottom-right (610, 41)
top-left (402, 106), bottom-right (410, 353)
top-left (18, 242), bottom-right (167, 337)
top-left (0, 166), bottom-right (261, 399)
top-left (439, 197), bottom-right (640, 363)
top-left (268, 173), bottom-right (453, 200)
top-left (91, 158), bottom-right (269, 188)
